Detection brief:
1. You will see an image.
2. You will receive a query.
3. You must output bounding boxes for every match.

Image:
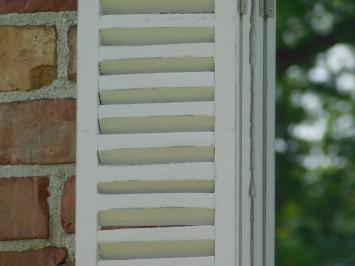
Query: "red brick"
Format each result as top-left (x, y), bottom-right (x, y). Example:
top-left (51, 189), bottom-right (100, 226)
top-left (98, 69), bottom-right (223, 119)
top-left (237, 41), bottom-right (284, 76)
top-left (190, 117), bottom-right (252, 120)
top-left (0, 26), bottom-right (57, 92)
top-left (61, 175), bottom-right (75, 234)
top-left (0, 177), bottom-right (49, 240)
top-left (68, 26), bottom-right (77, 81)
top-left (0, 0), bottom-right (77, 13)
top-left (60, 262), bottom-right (74, 266)
top-left (0, 99), bottom-right (76, 165)
top-left (0, 247), bottom-right (67, 266)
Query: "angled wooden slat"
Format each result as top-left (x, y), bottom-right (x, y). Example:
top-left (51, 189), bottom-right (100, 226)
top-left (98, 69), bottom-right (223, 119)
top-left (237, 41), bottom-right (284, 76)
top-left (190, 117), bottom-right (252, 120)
top-left (99, 115), bottom-right (214, 134)
top-left (97, 193), bottom-right (214, 210)
top-left (99, 43), bottom-right (214, 61)
top-left (97, 226), bottom-right (214, 242)
top-left (98, 257), bottom-right (215, 266)
top-left (98, 208), bottom-right (215, 227)
top-left (98, 132), bottom-right (214, 150)
top-left (98, 180), bottom-right (215, 194)
top-left (99, 240), bottom-right (214, 260)
top-left (100, 14), bottom-right (214, 29)
top-left (99, 146), bottom-right (214, 165)
top-left (98, 102), bottom-right (214, 118)
top-left (101, 0), bottom-right (214, 15)
top-left (100, 57), bottom-right (214, 75)
top-left (101, 27), bottom-right (214, 46)
top-left (99, 87), bottom-right (215, 105)
top-left (97, 162), bottom-right (215, 182)
top-left (99, 72), bottom-right (214, 91)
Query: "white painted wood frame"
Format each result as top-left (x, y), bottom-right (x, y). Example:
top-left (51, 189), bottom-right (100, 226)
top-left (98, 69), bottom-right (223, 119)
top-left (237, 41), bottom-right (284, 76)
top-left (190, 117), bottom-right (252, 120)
top-left (76, 0), bottom-right (275, 265)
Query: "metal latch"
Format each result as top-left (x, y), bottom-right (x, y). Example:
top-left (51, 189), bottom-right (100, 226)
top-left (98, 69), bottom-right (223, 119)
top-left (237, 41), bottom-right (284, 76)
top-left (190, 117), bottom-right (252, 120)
top-left (260, 0), bottom-right (274, 18)
top-left (238, 0), bottom-right (247, 15)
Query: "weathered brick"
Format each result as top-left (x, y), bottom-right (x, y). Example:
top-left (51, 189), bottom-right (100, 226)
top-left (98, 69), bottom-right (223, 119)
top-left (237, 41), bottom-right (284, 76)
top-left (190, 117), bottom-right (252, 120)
top-left (0, 247), bottom-right (67, 266)
top-left (0, 177), bottom-right (49, 240)
top-left (61, 175), bottom-right (75, 234)
top-left (68, 26), bottom-right (77, 81)
top-left (0, 26), bottom-right (57, 91)
top-left (0, 99), bottom-right (76, 165)
top-left (0, 0), bottom-right (77, 13)
top-left (60, 262), bottom-right (75, 266)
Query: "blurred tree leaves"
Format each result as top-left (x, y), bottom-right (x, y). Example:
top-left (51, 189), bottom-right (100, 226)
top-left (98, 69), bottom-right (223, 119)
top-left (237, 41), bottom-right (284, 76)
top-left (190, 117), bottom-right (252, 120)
top-left (276, 0), bottom-right (355, 265)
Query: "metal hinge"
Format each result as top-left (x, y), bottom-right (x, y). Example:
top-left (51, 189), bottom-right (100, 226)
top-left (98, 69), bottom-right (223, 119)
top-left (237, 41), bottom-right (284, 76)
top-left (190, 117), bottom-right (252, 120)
top-left (260, 0), bottom-right (274, 18)
top-left (238, 0), bottom-right (247, 15)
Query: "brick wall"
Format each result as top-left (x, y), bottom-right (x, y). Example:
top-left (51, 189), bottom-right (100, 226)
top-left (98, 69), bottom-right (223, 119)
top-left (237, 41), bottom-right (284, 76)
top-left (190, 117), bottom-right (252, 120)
top-left (0, 1), bottom-right (77, 265)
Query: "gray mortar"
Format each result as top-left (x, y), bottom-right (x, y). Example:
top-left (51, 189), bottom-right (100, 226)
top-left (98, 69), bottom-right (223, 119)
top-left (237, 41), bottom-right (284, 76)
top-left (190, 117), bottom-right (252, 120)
top-left (0, 11), bottom-right (78, 262)
top-left (0, 11), bottom-right (77, 101)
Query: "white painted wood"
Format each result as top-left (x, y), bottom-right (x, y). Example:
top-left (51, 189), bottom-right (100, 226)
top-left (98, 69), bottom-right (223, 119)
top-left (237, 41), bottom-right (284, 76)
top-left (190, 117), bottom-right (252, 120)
top-left (239, 5), bottom-right (252, 266)
top-left (99, 43), bottom-right (214, 61)
top-left (97, 193), bottom-right (214, 210)
top-left (77, 0), bottom-right (276, 263)
top-left (98, 102), bottom-right (214, 118)
top-left (97, 162), bottom-right (214, 182)
top-left (214, 0), bottom-right (238, 266)
top-left (76, 0), bottom-right (99, 265)
top-left (100, 14), bottom-right (214, 29)
top-left (99, 72), bottom-right (214, 91)
top-left (97, 226), bottom-right (214, 242)
top-left (252, 2), bottom-right (267, 263)
top-left (98, 132), bottom-right (214, 150)
top-left (265, 6), bottom-right (276, 266)
top-left (98, 257), bottom-right (215, 266)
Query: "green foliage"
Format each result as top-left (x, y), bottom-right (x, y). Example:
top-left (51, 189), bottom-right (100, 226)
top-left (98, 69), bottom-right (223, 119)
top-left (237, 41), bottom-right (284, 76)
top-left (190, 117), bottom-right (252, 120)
top-left (276, 1), bottom-right (355, 265)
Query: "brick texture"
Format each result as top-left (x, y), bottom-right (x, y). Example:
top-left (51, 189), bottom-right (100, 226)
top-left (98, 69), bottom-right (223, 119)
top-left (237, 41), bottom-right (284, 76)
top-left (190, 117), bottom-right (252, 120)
top-left (0, 26), bottom-right (57, 92)
top-left (0, 0), bottom-right (77, 14)
top-left (60, 262), bottom-right (75, 266)
top-left (0, 177), bottom-right (49, 240)
top-left (0, 99), bottom-right (76, 165)
top-left (0, 247), bottom-right (67, 266)
top-left (68, 26), bottom-right (77, 81)
top-left (61, 176), bottom-right (75, 234)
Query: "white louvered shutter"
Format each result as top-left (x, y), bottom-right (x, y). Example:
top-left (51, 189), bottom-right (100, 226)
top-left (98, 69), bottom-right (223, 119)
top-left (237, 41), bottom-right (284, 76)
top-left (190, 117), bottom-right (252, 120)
top-left (76, 0), bottom-right (275, 266)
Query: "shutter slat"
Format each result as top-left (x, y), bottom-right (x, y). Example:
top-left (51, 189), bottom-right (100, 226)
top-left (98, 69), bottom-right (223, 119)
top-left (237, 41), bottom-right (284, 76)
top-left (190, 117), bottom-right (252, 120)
top-left (98, 257), bottom-right (215, 266)
top-left (98, 146), bottom-right (214, 165)
top-left (100, 58), bottom-right (214, 75)
top-left (97, 226), bottom-right (214, 242)
top-left (98, 180), bottom-right (215, 194)
top-left (98, 240), bottom-right (214, 260)
top-left (100, 14), bottom-right (214, 29)
top-left (101, 27), bottom-right (214, 46)
top-left (101, 0), bottom-right (214, 15)
top-left (99, 102), bottom-right (214, 118)
top-left (98, 208), bottom-right (214, 227)
top-left (97, 193), bottom-right (214, 210)
top-left (99, 116), bottom-right (214, 134)
top-left (97, 162), bottom-right (215, 182)
top-left (100, 43), bottom-right (214, 61)
top-left (98, 132), bottom-right (214, 150)
top-left (99, 72), bottom-right (214, 90)
top-left (99, 87), bottom-right (215, 105)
